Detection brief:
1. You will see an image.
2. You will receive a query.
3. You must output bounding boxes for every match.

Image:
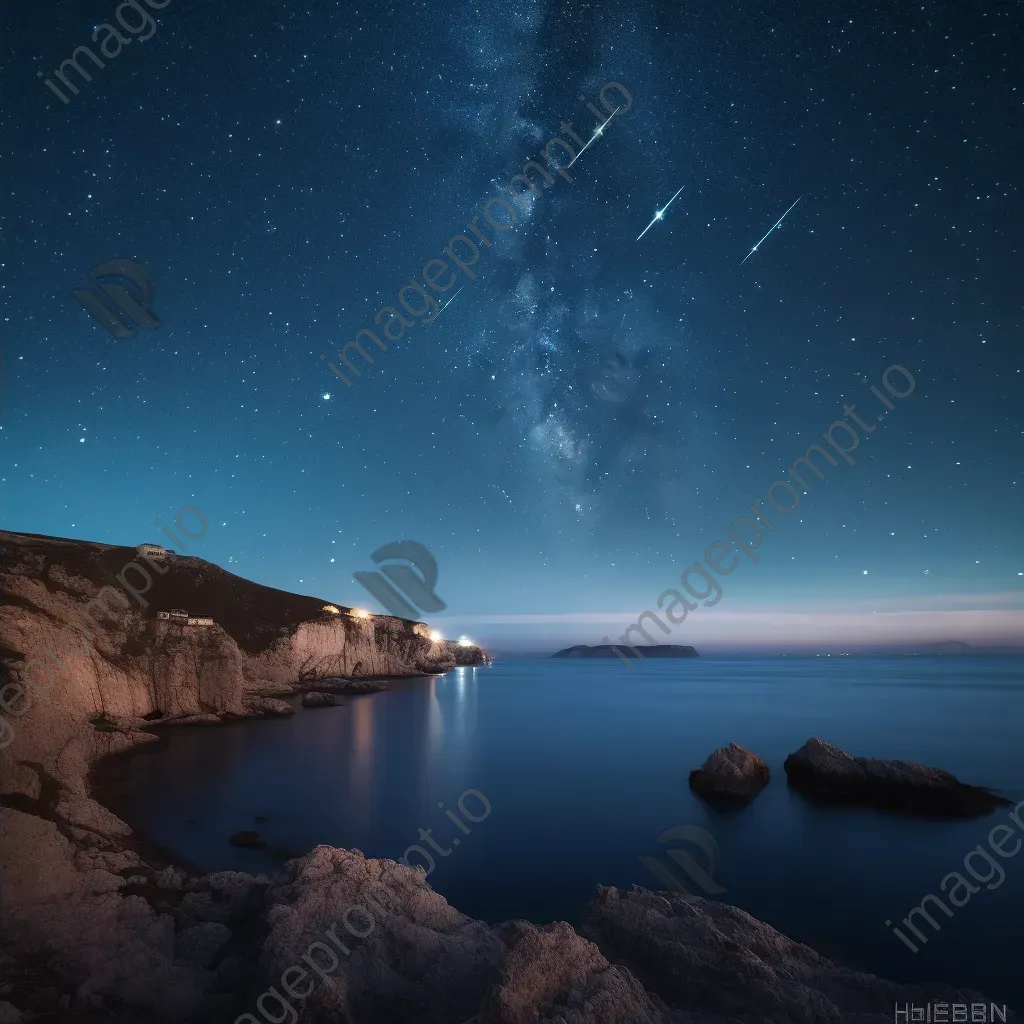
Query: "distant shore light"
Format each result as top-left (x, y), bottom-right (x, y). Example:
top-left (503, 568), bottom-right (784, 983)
top-left (458, 636), bottom-right (473, 647)
top-left (429, 629), bottom-right (444, 642)
top-left (350, 608), bottom-right (370, 618)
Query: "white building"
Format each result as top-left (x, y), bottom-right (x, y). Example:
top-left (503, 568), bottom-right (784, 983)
top-left (137, 543), bottom-right (171, 558)
top-left (156, 609), bottom-right (214, 627)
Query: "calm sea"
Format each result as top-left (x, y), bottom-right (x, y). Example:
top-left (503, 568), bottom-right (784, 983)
top-left (96, 656), bottom-right (1024, 1007)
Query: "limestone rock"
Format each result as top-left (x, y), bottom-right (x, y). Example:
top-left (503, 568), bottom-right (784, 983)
top-left (241, 696), bottom-right (295, 717)
top-left (156, 866), bottom-right (188, 890)
top-left (175, 922), bottom-right (232, 968)
top-left (300, 690), bottom-right (337, 707)
top-left (581, 885), bottom-right (994, 1023)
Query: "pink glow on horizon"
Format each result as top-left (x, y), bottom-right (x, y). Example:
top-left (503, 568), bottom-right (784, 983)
top-left (430, 594), bottom-right (1024, 650)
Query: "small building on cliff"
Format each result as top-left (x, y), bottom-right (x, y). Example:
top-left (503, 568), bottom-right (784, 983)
top-left (156, 609), bottom-right (214, 627)
top-left (137, 543), bottom-right (172, 558)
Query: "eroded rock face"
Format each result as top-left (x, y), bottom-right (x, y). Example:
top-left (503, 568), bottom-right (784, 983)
top-left (688, 742), bottom-right (770, 804)
top-left (581, 886), bottom-right (993, 1024)
top-left (149, 623), bottom-right (245, 717)
top-left (0, 530), bottom-right (481, 791)
top-left (784, 737), bottom-right (1011, 817)
top-left (241, 616), bottom-right (458, 694)
top-left (0, 796), bottom-right (1013, 1024)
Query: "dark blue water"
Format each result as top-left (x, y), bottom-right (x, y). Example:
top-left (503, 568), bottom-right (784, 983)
top-left (98, 657), bottom-right (1024, 1007)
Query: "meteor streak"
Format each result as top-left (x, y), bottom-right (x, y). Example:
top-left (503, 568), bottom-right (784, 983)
top-left (636, 185), bottom-right (685, 241)
top-left (428, 286), bottom-right (464, 321)
top-left (434, 286), bottom-right (465, 319)
top-left (567, 107), bottom-right (620, 168)
top-left (740, 196), bottom-right (802, 264)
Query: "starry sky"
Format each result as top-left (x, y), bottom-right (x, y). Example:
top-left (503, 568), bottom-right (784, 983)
top-left (2, 0), bottom-right (1022, 655)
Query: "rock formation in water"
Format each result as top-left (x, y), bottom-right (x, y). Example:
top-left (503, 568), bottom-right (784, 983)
top-left (784, 737), bottom-right (1012, 817)
top-left (299, 691), bottom-right (337, 708)
top-left (689, 742), bottom-right (771, 804)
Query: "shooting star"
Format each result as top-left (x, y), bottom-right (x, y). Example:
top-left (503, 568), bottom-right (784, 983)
top-left (740, 196), bottom-right (802, 265)
top-left (636, 185), bottom-right (685, 241)
top-left (433, 286), bottom-right (465, 319)
top-left (567, 107), bottom-right (620, 168)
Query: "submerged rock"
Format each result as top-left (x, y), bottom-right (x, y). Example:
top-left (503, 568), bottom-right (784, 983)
top-left (689, 742), bottom-right (770, 804)
top-left (309, 676), bottom-right (388, 694)
top-left (300, 691), bottom-right (337, 708)
top-left (784, 737), bottom-right (1012, 817)
top-left (228, 830), bottom-right (265, 848)
top-left (243, 697), bottom-right (295, 717)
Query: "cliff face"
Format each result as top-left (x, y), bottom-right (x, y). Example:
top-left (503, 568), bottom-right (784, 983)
top-left (241, 615), bottom-right (457, 694)
top-left (0, 528), bottom-right (479, 779)
top-left (149, 621), bottom-right (245, 716)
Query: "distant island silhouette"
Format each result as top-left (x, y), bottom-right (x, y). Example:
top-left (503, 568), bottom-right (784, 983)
top-left (551, 644), bottom-right (699, 659)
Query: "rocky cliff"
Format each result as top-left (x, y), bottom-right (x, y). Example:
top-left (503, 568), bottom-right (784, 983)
top-left (0, 529), bottom-right (480, 764)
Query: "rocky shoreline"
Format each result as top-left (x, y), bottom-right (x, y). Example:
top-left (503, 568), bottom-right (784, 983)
top-left (4, 720), bottom-right (1015, 1024)
top-left (0, 530), bottom-right (1016, 1022)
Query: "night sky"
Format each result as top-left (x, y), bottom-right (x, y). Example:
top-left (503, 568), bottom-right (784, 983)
top-left (2, 0), bottom-right (1021, 654)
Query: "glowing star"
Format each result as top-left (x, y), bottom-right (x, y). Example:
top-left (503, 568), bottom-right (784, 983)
top-left (429, 629), bottom-right (444, 642)
top-left (741, 196), bottom-right (802, 264)
top-left (636, 185), bottom-right (685, 240)
top-left (568, 107), bottom-right (620, 168)
top-left (322, 393), bottom-right (331, 400)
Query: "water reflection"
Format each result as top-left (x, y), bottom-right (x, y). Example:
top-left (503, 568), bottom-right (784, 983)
top-left (97, 669), bottom-right (487, 875)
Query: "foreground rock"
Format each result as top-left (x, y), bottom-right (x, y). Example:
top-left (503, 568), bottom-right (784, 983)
top-left (0, 801), bottom-right (1007, 1023)
top-left (689, 742), bottom-right (770, 804)
top-left (784, 737), bottom-right (1012, 817)
top-left (582, 885), bottom-right (996, 1023)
